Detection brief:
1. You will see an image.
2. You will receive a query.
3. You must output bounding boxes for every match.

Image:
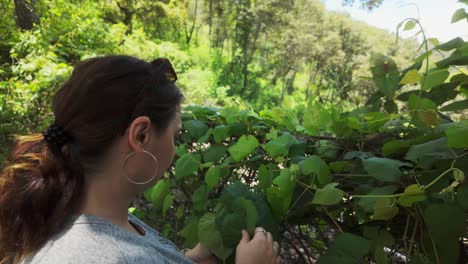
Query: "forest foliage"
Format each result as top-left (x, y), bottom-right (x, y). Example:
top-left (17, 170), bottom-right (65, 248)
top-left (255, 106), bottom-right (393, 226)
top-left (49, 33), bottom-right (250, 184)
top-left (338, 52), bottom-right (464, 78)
top-left (1, 0), bottom-right (468, 263)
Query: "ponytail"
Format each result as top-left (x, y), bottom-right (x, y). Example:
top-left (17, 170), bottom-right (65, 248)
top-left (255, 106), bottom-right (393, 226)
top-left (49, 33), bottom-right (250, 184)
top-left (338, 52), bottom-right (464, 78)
top-left (0, 134), bottom-right (84, 264)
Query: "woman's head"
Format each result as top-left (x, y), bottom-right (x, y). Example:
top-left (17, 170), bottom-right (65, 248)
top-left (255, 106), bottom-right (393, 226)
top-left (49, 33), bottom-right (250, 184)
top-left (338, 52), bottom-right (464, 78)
top-left (55, 55), bottom-right (182, 176)
top-left (0, 55), bottom-right (183, 263)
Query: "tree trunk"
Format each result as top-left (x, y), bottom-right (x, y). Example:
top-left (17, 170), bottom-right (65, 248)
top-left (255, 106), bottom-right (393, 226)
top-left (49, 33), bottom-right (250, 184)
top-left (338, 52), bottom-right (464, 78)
top-left (117, 2), bottom-right (133, 34)
top-left (185, 0), bottom-right (198, 45)
top-left (14, 0), bottom-right (40, 30)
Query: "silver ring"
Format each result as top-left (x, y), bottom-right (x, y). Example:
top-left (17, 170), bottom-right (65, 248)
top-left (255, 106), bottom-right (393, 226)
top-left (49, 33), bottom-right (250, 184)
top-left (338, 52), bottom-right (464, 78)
top-left (255, 229), bottom-right (267, 236)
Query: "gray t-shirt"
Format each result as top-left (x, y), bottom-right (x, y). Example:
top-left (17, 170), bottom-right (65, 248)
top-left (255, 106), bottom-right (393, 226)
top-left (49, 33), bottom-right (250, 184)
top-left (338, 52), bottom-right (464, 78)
top-left (21, 213), bottom-right (195, 264)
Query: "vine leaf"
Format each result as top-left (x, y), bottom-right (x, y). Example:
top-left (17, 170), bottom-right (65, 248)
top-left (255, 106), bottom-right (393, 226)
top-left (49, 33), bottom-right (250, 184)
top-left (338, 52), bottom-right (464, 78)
top-left (357, 185), bottom-right (398, 212)
top-left (228, 135), bottom-right (259, 161)
top-left (266, 169), bottom-right (296, 220)
top-left (445, 120), bottom-right (468, 148)
top-left (399, 69), bottom-right (421, 84)
top-left (263, 133), bottom-right (299, 157)
top-left (184, 119), bottom-right (209, 139)
top-left (451, 8), bottom-right (468, 23)
top-left (363, 158), bottom-right (412, 182)
top-left (175, 153), bottom-right (201, 180)
top-left (373, 198), bottom-right (399, 220)
top-left (420, 68), bottom-right (449, 91)
top-left (397, 184), bottom-right (426, 207)
top-left (205, 166), bottom-right (229, 191)
top-left (317, 233), bottom-right (371, 264)
top-left (213, 125), bottom-right (231, 143)
top-left (198, 213), bottom-right (232, 261)
top-left (312, 183), bottom-right (344, 206)
top-left (299, 155), bottom-right (331, 185)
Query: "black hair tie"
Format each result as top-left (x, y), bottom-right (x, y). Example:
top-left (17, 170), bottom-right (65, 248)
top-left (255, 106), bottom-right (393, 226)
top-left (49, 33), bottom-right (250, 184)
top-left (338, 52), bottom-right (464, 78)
top-left (42, 121), bottom-right (72, 151)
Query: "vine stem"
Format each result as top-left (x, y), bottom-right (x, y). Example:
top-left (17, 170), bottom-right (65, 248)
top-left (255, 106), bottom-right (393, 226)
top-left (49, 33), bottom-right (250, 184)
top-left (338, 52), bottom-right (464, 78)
top-left (403, 214), bottom-right (410, 255)
top-left (286, 176), bottom-right (315, 217)
top-left (417, 205), bottom-right (440, 264)
top-left (408, 215), bottom-right (419, 259)
top-left (350, 193), bottom-right (403, 198)
top-left (323, 207), bottom-right (343, 233)
top-left (421, 160), bottom-right (457, 190)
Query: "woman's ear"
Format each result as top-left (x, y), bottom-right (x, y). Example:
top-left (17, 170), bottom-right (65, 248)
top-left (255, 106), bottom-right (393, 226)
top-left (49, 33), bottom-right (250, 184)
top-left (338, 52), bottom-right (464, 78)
top-left (127, 116), bottom-right (152, 152)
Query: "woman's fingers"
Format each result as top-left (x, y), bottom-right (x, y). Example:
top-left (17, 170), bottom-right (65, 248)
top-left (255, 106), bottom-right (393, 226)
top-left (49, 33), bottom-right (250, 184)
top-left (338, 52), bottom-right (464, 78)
top-left (253, 227), bottom-right (268, 240)
top-left (266, 231), bottom-right (273, 244)
top-left (273, 241), bottom-right (279, 254)
top-left (276, 256), bottom-right (282, 264)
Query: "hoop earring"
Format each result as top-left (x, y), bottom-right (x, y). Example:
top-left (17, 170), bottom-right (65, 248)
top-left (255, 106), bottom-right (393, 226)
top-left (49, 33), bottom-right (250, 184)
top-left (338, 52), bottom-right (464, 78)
top-left (123, 150), bottom-right (159, 185)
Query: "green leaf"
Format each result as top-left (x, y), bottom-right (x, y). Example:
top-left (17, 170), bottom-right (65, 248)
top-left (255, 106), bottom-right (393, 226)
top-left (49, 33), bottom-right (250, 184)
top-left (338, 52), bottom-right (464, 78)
top-left (317, 233), bottom-right (371, 264)
top-left (440, 99), bottom-right (468, 111)
top-left (312, 183), bottom-right (345, 206)
top-left (363, 158), bottom-right (412, 182)
top-left (420, 69), bottom-right (450, 91)
top-left (146, 179), bottom-right (171, 209)
top-left (445, 121), bottom-right (468, 148)
top-left (218, 213), bottom-right (244, 249)
top-left (416, 109), bottom-right (439, 127)
top-left (175, 153), bottom-right (201, 180)
top-left (198, 213), bottom-right (232, 261)
top-left (403, 20), bottom-right (416, 31)
top-left (258, 164), bottom-right (273, 191)
top-left (405, 137), bottom-right (455, 168)
top-left (203, 145), bottom-right (227, 163)
top-left (363, 226), bottom-right (395, 246)
top-left (263, 133), bottom-right (299, 157)
top-left (408, 94), bottom-right (437, 110)
top-left (425, 204), bottom-right (466, 239)
top-left (180, 219), bottom-right (199, 248)
top-left (427, 38), bottom-right (440, 47)
top-left (436, 53), bottom-right (468, 68)
top-left (373, 198), bottom-right (399, 220)
top-left (220, 182), bottom-right (278, 240)
top-left (357, 185), bottom-right (398, 212)
top-left (382, 140), bottom-right (411, 156)
top-left (192, 184), bottom-right (209, 211)
top-left (457, 183), bottom-right (468, 210)
top-left (213, 125), bottom-right (231, 143)
top-left (228, 122), bottom-right (248, 137)
top-left (236, 198), bottom-right (258, 234)
top-left (299, 155), bottom-right (331, 185)
top-left (197, 128), bottom-right (212, 143)
top-left (303, 99), bottom-right (336, 135)
top-left (370, 54), bottom-right (400, 99)
top-left (266, 128), bottom-right (278, 140)
top-left (228, 135), bottom-right (259, 161)
top-left (398, 184), bottom-right (426, 207)
top-left (266, 169), bottom-right (296, 220)
top-left (184, 120), bottom-right (209, 139)
top-left (162, 193), bottom-right (173, 216)
top-left (205, 166), bottom-right (229, 191)
top-left (399, 69), bottom-right (421, 84)
top-left (451, 8), bottom-right (467, 23)
top-left (436, 37), bottom-right (465, 51)
top-left (329, 161), bottom-right (353, 173)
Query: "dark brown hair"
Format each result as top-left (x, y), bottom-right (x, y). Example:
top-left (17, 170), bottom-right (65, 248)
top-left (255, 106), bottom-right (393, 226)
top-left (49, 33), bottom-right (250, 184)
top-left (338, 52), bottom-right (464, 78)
top-left (0, 55), bottom-right (183, 263)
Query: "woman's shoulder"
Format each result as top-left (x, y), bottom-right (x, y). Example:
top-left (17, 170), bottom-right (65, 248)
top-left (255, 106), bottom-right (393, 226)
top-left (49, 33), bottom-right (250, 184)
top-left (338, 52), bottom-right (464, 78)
top-left (21, 213), bottom-right (194, 264)
top-left (21, 215), bottom-right (130, 264)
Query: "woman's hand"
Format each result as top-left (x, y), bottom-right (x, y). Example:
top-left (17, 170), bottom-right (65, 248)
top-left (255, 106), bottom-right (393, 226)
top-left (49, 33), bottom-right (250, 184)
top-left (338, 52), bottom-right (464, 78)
top-left (185, 243), bottom-right (218, 264)
top-left (235, 227), bottom-right (281, 264)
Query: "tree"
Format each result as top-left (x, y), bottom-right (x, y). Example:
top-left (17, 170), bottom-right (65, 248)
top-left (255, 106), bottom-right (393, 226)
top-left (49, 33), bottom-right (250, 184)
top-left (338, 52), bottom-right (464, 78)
top-left (342, 0), bottom-right (384, 10)
top-left (13, 0), bottom-right (40, 30)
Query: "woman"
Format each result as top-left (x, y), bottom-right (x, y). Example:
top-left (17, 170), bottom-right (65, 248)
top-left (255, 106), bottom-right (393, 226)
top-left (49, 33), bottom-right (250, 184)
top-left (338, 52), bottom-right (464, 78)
top-left (0, 55), bottom-right (281, 264)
